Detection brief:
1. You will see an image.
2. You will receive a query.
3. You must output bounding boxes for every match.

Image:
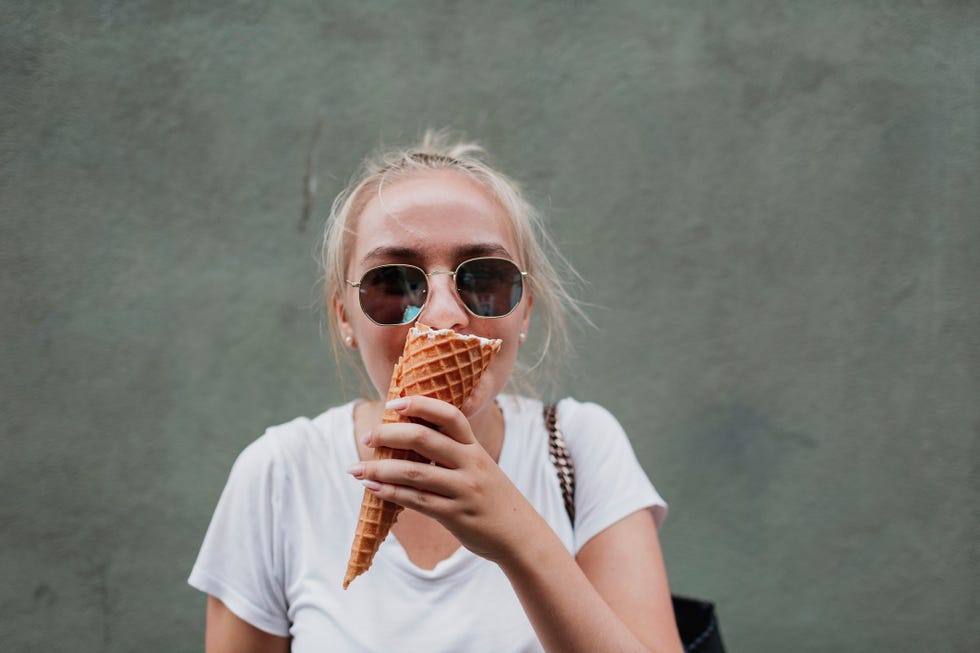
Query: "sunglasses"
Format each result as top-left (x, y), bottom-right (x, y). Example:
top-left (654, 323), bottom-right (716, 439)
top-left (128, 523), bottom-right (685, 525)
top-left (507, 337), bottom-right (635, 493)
top-left (346, 256), bottom-right (528, 326)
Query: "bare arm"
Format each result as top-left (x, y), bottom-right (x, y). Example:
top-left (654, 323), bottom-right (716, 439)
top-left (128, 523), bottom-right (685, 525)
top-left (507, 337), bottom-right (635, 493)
top-left (576, 510), bottom-right (679, 650)
top-left (205, 596), bottom-right (290, 653)
top-left (496, 509), bottom-right (682, 653)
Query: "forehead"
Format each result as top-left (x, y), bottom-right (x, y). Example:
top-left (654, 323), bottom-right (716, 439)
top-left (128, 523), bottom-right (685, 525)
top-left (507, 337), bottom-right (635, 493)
top-left (350, 169), bottom-right (519, 269)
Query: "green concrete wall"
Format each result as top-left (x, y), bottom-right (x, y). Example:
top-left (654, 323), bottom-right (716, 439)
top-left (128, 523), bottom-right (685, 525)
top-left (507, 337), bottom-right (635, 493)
top-left (2, 2), bottom-right (977, 651)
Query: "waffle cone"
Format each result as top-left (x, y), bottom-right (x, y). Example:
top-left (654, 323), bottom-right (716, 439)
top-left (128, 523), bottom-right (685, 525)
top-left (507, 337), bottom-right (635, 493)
top-left (343, 324), bottom-right (502, 589)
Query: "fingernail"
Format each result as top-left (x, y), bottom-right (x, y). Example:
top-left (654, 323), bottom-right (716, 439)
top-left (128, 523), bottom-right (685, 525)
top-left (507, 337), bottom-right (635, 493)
top-left (360, 432), bottom-right (373, 446)
top-left (385, 397), bottom-right (409, 411)
top-left (346, 463), bottom-right (364, 478)
top-left (361, 479), bottom-right (382, 491)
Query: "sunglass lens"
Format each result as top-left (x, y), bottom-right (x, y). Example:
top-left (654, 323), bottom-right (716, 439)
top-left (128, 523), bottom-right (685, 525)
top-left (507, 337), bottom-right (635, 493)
top-left (359, 265), bottom-right (427, 325)
top-left (456, 259), bottom-right (524, 318)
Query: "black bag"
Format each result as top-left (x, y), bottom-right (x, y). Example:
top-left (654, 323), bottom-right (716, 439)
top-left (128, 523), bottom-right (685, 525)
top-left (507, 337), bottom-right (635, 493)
top-left (544, 404), bottom-right (726, 653)
top-left (671, 595), bottom-right (725, 653)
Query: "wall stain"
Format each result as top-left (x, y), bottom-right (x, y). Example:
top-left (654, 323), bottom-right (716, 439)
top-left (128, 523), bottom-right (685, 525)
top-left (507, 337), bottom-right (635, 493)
top-left (78, 560), bottom-right (113, 646)
top-left (681, 400), bottom-right (819, 553)
top-left (299, 111), bottom-right (324, 233)
top-left (100, 562), bottom-right (111, 646)
top-left (33, 582), bottom-right (57, 607)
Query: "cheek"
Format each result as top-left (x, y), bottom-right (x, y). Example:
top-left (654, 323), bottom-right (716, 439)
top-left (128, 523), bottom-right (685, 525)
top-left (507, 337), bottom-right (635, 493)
top-left (487, 314), bottom-right (524, 375)
top-left (459, 339), bottom-right (519, 416)
top-left (495, 336), bottom-right (521, 373)
top-left (483, 334), bottom-right (522, 391)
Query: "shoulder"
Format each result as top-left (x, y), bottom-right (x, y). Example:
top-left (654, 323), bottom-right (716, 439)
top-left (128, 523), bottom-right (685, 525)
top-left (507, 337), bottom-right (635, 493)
top-left (499, 395), bottom-right (635, 464)
top-left (551, 397), bottom-right (630, 451)
top-left (497, 395), bottom-right (617, 423)
top-left (548, 398), bottom-right (668, 543)
top-left (497, 395), bottom-right (627, 443)
top-left (554, 397), bottom-right (621, 427)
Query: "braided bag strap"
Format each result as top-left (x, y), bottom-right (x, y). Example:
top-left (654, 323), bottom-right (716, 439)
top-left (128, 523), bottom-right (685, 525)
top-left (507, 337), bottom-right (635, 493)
top-left (544, 402), bottom-right (576, 525)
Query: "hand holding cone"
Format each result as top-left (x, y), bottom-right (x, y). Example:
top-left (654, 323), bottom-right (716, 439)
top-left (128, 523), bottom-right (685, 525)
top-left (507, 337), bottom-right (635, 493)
top-left (343, 324), bottom-right (502, 589)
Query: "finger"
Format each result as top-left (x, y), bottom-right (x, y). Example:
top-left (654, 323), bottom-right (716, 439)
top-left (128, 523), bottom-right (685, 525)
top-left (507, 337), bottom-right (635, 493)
top-left (360, 477), bottom-right (456, 517)
top-left (365, 422), bottom-right (463, 468)
top-left (351, 458), bottom-right (459, 498)
top-left (385, 396), bottom-right (475, 445)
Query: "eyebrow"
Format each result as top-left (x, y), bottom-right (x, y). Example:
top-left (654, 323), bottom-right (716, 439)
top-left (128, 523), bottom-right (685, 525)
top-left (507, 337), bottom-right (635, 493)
top-left (359, 246), bottom-right (420, 267)
top-left (455, 243), bottom-right (513, 260)
top-left (359, 243), bottom-right (514, 267)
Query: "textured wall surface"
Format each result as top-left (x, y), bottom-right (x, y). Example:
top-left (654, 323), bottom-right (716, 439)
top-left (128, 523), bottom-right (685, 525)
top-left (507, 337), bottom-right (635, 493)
top-left (2, 2), bottom-right (978, 651)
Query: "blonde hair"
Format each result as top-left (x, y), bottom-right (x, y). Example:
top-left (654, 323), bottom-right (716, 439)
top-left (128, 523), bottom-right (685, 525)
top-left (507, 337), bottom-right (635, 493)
top-left (317, 129), bottom-right (585, 398)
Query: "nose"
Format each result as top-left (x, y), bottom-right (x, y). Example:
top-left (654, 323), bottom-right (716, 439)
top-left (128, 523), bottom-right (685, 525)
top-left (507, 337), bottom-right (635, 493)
top-left (418, 272), bottom-right (470, 331)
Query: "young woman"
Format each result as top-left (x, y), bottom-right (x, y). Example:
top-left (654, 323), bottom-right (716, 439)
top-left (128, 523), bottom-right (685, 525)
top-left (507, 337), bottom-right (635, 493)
top-left (189, 132), bottom-right (683, 652)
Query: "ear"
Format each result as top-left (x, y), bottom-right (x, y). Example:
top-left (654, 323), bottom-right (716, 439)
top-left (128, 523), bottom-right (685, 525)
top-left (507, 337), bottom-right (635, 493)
top-left (520, 291), bottom-right (534, 337)
top-left (333, 296), bottom-right (357, 349)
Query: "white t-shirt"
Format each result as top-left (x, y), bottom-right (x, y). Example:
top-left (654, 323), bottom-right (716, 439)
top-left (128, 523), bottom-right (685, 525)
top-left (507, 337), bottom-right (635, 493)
top-left (188, 395), bottom-right (666, 652)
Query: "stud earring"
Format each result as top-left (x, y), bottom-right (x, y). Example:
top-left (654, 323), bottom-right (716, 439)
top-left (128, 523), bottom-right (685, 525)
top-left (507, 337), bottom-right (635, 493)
top-left (345, 336), bottom-right (354, 347)
top-left (519, 333), bottom-right (526, 344)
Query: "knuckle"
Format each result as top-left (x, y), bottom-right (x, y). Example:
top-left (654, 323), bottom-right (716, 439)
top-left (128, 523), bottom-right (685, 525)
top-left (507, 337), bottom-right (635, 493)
top-left (410, 427), bottom-right (428, 448)
top-left (461, 475), bottom-right (482, 496)
top-left (403, 466), bottom-right (424, 482)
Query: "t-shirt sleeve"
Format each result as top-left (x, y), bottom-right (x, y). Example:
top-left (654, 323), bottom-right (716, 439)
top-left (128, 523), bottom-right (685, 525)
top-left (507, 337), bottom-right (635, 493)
top-left (187, 433), bottom-right (290, 637)
top-left (557, 399), bottom-right (668, 554)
